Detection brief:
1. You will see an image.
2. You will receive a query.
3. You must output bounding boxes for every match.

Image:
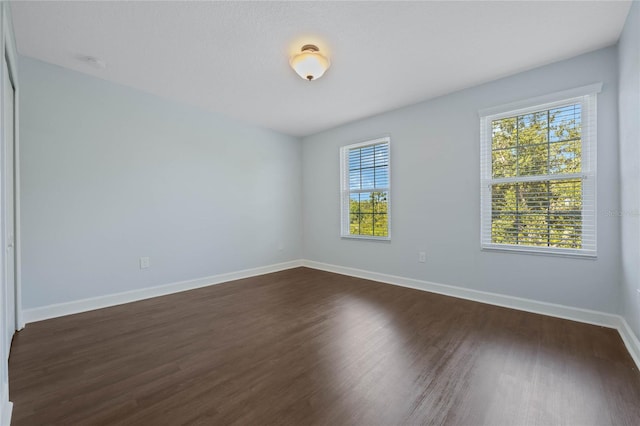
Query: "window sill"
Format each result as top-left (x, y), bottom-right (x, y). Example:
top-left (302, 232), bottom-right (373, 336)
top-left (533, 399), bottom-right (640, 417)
top-left (481, 244), bottom-right (596, 259)
top-left (341, 235), bottom-right (391, 242)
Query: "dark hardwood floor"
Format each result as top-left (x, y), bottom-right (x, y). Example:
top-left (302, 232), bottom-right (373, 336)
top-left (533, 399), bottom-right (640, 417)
top-left (8, 267), bottom-right (640, 425)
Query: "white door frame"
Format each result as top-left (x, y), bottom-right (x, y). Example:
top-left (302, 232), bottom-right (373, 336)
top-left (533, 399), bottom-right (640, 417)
top-left (0, 3), bottom-right (18, 424)
top-left (2, 4), bottom-right (21, 333)
top-left (3, 51), bottom-right (15, 348)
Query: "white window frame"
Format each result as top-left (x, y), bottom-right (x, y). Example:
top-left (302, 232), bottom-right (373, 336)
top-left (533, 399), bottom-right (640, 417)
top-left (479, 83), bottom-right (601, 258)
top-left (340, 136), bottom-right (391, 241)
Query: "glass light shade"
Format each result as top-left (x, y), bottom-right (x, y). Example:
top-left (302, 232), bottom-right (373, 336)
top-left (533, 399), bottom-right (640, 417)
top-left (290, 49), bottom-right (330, 81)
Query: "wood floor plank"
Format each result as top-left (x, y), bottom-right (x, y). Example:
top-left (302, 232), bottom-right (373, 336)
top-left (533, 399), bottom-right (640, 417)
top-left (8, 267), bottom-right (640, 425)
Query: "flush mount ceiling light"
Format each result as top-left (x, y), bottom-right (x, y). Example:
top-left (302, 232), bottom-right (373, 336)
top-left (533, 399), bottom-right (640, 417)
top-left (290, 44), bottom-right (330, 81)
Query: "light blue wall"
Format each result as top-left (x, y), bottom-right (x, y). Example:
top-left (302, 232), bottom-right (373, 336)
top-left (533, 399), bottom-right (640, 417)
top-left (618, 1), bottom-right (640, 338)
top-left (19, 56), bottom-right (302, 309)
top-left (302, 47), bottom-right (620, 313)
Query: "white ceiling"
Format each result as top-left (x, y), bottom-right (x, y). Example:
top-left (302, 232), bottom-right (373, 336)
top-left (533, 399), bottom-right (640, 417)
top-left (10, 1), bottom-right (632, 137)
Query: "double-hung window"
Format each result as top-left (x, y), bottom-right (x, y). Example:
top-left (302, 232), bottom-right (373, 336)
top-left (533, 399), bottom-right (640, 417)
top-left (340, 137), bottom-right (390, 239)
top-left (480, 84), bottom-right (600, 257)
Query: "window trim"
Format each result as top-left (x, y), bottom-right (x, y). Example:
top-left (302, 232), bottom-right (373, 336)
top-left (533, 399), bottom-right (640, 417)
top-left (479, 84), bottom-right (600, 258)
top-left (340, 136), bottom-right (391, 241)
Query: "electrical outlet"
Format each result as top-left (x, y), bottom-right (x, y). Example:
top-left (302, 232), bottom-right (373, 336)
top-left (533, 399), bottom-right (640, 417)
top-left (139, 257), bottom-right (150, 269)
top-left (418, 252), bottom-right (426, 263)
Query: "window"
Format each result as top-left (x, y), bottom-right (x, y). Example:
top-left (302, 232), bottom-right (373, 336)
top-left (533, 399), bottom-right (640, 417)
top-left (340, 137), bottom-right (390, 239)
top-left (480, 84), bottom-right (600, 257)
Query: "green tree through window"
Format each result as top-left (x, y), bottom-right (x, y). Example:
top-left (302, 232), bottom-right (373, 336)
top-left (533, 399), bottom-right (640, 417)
top-left (480, 85), bottom-right (599, 258)
top-left (490, 105), bottom-right (583, 248)
top-left (341, 138), bottom-right (390, 239)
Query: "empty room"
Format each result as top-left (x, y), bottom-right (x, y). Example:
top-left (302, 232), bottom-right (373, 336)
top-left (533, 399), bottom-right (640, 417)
top-left (1, 0), bottom-right (639, 424)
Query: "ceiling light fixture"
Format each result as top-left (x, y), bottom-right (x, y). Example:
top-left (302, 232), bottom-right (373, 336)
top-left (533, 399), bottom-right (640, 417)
top-left (290, 44), bottom-right (330, 81)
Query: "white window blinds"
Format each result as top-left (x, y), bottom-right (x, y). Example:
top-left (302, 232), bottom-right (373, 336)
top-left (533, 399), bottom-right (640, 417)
top-left (480, 84), bottom-right (599, 257)
top-left (340, 137), bottom-right (391, 239)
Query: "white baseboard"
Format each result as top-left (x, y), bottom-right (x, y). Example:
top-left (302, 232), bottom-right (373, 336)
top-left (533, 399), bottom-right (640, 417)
top-left (300, 259), bottom-right (640, 370)
top-left (23, 260), bottom-right (303, 324)
top-left (616, 316), bottom-right (640, 370)
top-left (301, 260), bottom-right (619, 327)
top-left (0, 385), bottom-right (11, 426)
top-left (0, 402), bottom-right (11, 426)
